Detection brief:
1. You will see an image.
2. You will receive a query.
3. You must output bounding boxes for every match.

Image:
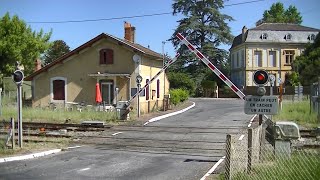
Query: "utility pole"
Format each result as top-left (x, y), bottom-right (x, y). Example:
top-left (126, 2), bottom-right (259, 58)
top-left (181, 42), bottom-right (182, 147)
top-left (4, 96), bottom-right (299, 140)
top-left (162, 41), bottom-right (166, 111)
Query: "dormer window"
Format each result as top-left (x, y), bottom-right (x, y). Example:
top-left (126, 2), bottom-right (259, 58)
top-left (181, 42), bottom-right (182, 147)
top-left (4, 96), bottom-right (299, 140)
top-left (308, 34), bottom-right (316, 41)
top-left (261, 33), bottom-right (268, 40)
top-left (284, 33), bottom-right (292, 41)
top-left (99, 49), bottom-right (114, 65)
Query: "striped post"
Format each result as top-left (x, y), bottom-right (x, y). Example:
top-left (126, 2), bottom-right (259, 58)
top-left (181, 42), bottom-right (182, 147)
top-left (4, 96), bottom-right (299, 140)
top-left (176, 33), bottom-right (245, 100)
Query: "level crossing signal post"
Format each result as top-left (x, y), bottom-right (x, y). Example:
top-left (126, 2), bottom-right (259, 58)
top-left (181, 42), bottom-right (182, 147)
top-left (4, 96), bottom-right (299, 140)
top-left (244, 70), bottom-right (279, 124)
top-left (13, 69), bottom-right (24, 148)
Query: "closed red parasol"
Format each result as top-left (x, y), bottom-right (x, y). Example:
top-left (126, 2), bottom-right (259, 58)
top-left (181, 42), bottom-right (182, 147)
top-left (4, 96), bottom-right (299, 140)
top-left (95, 83), bottom-right (102, 103)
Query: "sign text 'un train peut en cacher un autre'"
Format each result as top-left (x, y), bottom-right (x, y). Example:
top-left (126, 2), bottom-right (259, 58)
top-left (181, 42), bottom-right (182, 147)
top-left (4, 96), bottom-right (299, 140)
top-left (244, 95), bottom-right (279, 115)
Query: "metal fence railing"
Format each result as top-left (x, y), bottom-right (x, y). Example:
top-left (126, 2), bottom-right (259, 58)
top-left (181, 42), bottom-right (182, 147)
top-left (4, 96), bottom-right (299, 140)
top-left (225, 124), bottom-right (320, 180)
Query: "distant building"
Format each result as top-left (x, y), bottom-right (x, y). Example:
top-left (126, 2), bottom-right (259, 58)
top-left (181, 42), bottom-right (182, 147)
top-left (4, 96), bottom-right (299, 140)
top-left (230, 23), bottom-right (319, 87)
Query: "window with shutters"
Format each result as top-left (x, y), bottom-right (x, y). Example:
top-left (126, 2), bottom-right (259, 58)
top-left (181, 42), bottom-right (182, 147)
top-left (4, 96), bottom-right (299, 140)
top-left (99, 49), bottom-right (114, 65)
top-left (51, 77), bottom-right (66, 102)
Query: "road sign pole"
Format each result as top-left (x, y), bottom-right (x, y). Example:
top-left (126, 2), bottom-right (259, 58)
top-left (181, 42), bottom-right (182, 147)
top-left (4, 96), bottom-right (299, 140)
top-left (259, 114), bottom-right (263, 125)
top-left (17, 83), bottom-right (23, 148)
top-left (137, 83), bottom-right (141, 118)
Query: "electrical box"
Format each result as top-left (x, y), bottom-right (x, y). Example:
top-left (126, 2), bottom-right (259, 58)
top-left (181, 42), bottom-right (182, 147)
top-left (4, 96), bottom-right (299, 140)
top-left (274, 121), bottom-right (300, 140)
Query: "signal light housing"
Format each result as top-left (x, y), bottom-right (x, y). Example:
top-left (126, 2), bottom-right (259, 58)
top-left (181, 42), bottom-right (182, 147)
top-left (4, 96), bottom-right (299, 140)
top-left (13, 70), bottom-right (24, 85)
top-left (253, 70), bottom-right (269, 85)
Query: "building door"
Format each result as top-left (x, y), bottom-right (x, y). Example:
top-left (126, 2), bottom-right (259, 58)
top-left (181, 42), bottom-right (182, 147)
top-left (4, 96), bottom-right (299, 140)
top-left (100, 80), bottom-right (114, 105)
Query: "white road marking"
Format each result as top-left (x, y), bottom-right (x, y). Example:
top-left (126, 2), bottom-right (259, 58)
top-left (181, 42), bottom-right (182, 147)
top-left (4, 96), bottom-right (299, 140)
top-left (200, 156), bottom-right (225, 180)
top-left (112, 132), bottom-right (123, 136)
top-left (0, 149), bottom-right (61, 163)
top-left (238, 135), bottom-right (245, 141)
top-left (247, 114), bottom-right (257, 127)
top-left (78, 167), bottom-right (90, 172)
top-left (67, 145), bottom-right (82, 149)
top-left (144, 102), bottom-right (195, 125)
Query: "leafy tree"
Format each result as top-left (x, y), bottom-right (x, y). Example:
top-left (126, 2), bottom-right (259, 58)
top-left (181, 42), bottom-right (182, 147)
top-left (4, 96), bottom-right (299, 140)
top-left (169, 0), bottom-right (233, 89)
top-left (284, 72), bottom-right (300, 86)
top-left (167, 72), bottom-right (196, 95)
top-left (0, 13), bottom-right (51, 79)
top-left (42, 40), bottom-right (70, 66)
top-left (256, 2), bottom-right (302, 25)
top-left (293, 34), bottom-right (320, 86)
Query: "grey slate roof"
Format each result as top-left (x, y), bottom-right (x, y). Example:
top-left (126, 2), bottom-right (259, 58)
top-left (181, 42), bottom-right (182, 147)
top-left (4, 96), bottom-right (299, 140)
top-left (230, 23), bottom-right (320, 49)
top-left (251, 23), bottom-right (320, 31)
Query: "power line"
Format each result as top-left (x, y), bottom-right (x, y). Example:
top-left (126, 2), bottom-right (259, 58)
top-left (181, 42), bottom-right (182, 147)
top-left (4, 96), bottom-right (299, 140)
top-left (27, 12), bottom-right (172, 24)
top-left (27, 0), bottom-right (265, 24)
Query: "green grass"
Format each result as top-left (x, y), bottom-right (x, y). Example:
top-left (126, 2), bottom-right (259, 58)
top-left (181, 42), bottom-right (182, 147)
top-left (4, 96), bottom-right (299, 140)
top-left (231, 150), bottom-right (320, 180)
top-left (1, 106), bottom-right (119, 124)
top-left (0, 138), bottom-right (70, 157)
top-left (273, 100), bottom-right (319, 128)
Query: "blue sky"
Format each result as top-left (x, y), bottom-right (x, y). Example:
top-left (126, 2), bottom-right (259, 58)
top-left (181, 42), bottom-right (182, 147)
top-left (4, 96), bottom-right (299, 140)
top-left (1, 0), bottom-right (320, 57)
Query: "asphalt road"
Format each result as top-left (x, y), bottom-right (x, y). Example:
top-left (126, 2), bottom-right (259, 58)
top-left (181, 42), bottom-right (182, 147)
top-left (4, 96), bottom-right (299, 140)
top-left (0, 98), bottom-right (253, 180)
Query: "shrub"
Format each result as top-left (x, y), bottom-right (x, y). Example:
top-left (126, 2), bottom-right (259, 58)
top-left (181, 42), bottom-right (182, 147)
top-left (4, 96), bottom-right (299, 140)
top-left (168, 72), bottom-right (196, 95)
top-left (170, 88), bottom-right (189, 105)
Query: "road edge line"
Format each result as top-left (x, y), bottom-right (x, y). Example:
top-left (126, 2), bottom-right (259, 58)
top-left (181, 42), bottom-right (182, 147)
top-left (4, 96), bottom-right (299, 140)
top-left (144, 102), bottom-right (195, 125)
top-left (200, 156), bottom-right (226, 180)
top-left (0, 145), bottom-right (82, 163)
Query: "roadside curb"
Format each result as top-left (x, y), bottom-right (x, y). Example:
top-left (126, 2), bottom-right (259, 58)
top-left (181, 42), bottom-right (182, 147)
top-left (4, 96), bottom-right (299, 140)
top-left (143, 102), bottom-right (195, 125)
top-left (0, 145), bottom-right (82, 163)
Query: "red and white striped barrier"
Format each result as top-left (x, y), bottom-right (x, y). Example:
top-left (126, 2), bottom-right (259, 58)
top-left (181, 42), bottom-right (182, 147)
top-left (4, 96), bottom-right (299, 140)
top-left (128, 53), bottom-right (180, 103)
top-left (176, 33), bottom-right (246, 100)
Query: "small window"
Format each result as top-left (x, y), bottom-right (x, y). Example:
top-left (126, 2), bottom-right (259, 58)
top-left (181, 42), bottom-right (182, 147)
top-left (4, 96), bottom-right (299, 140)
top-left (284, 34), bottom-right (292, 40)
top-left (99, 49), bottom-right (114, 65)
top-left (308, 34), bottom-right (316, 41)
top-left (261, 33), bottom-right (268, 40)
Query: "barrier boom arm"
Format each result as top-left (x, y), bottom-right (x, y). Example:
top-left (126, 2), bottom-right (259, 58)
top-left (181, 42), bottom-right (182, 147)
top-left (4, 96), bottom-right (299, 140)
top-left (176, 33), bottom-right (246, 100)
top-left (127, 53), bottom-right (180, 104)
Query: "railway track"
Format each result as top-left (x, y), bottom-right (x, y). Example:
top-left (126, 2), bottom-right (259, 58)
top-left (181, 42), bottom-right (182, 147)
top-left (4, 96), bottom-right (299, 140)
top-left (1, 122), bottom-right (318, 153)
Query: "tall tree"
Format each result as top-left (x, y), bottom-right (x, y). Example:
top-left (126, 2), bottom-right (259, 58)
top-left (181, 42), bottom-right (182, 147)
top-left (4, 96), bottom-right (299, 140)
top-left (0, 13), bottom-right (51, 78)
top-left (256, 2), bottom-right (302, 26)
top-left (169, 0), bottom-right (234, 88)
top-left (42, 40), bottom-right (71, 66)
top-left (293, 34), bottom-right (320, 86)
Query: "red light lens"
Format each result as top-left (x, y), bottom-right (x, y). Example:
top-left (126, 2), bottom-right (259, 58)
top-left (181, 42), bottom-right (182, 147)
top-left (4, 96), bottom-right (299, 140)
top-left (257, 74), bottom-right (265, 81)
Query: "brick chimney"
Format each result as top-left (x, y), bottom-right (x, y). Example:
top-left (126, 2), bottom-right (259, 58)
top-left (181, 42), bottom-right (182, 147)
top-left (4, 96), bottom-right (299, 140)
top-left (242, 26), bottom-right (248, 42)
top-left (35, 59), bottom-right (41, 72)
top-left (124, 21), bottom-right (135, 43)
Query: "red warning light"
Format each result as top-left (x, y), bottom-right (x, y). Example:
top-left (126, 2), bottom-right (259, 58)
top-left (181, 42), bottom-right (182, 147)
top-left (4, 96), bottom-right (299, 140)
top-left (253, 70), bottom-right (269, 85)
top-left (257, 74), bottom-right (265, 81)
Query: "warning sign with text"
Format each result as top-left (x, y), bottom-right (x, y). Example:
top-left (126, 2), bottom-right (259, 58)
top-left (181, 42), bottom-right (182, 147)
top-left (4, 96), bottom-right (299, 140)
top-left (244, 95), bottom-right (279, 115)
